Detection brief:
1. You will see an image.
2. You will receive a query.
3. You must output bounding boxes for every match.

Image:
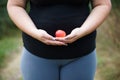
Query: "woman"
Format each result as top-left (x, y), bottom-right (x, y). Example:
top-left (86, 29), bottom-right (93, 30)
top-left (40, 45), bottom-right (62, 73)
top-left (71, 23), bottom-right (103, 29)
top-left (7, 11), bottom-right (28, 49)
top-left (7, 0), bottom-right (111, 80)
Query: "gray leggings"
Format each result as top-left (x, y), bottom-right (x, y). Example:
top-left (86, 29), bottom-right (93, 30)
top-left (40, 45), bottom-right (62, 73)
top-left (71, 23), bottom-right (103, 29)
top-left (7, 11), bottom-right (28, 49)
top-left (20, 48), bottom-right (97, 80)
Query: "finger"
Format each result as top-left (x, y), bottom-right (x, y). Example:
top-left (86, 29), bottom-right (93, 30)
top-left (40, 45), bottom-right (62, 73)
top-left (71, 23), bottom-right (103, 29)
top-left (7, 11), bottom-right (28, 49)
top-left (65, 34), bottom-right (75, 40)
top-left (43, 33), bottom-right (55, 41)
top-left (46, 40), bottom-right (68, 46)
top-left (64, 34), bottom-right (78, 43)
top-left (55, 37), bottom-right (66, 42)
top-left (52, 41), bottom-right (68, 46)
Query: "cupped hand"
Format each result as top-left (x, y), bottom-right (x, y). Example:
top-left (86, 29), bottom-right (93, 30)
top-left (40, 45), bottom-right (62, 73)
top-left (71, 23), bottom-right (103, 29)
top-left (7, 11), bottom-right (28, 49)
top-left (55, 28), bottom-right (81, 44)
top-left (34, 29), bottom-right (67, 46)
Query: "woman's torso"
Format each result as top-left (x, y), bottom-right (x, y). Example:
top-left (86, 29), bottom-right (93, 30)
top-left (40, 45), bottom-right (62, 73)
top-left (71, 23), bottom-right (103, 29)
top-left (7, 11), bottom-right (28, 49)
top-left (22, 0), bottom-right (96, 59)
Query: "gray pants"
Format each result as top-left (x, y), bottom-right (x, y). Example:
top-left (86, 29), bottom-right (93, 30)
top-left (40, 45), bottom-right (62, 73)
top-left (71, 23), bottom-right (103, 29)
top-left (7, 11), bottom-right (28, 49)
top-left (20, 48), bottom-right (97, 80)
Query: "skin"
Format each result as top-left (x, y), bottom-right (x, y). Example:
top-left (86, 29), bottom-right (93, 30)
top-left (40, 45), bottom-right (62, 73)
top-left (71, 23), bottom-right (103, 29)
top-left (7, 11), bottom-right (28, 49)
top-left (7, 0), bottom-right (111, 46)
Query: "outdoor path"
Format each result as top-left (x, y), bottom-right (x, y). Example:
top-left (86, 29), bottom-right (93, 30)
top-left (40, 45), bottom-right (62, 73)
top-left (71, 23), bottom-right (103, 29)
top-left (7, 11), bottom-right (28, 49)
top-left (1, 48), bottom-right (22, 80)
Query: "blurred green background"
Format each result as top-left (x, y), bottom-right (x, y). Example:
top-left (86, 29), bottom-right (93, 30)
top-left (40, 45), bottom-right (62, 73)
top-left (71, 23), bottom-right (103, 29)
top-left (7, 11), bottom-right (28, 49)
top-left (0, 0), bottom-right (120, 80)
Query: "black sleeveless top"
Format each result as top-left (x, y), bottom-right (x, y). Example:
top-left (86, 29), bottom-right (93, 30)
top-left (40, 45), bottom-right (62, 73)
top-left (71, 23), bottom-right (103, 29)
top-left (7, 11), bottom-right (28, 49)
top-left (22, 0), bottom-right (96, 59)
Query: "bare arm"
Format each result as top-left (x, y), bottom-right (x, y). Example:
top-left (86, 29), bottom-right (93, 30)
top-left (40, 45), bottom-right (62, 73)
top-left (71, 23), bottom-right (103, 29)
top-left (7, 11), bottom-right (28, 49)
top-left (56, 0), bottom-right (112, 43)
top-left (79, 0), bottom-right (112, 37)
top-left (7, 0), bottom-right (38, 37)
top-left (7, 0), bottom-right (67, 46)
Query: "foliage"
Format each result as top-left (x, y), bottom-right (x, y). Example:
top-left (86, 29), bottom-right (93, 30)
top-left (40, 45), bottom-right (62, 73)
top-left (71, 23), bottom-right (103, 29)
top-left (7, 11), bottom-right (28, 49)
top-left (111, 0), bottom-right (120, 8)
top-left (0, 0), bottom-right (15, 38)
top-left (0, 0), bottom-right (30, 38)
top-left (107, 0), bottom-right (120, 48)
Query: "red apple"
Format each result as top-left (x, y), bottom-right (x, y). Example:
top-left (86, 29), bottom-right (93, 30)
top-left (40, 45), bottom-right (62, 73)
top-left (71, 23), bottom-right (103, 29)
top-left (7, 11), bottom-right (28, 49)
top-left (55, 30), bottom-right (66, 37)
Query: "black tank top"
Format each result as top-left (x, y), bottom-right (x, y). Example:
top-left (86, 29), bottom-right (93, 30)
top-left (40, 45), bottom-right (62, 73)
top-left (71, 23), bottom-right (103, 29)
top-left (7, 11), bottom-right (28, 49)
top-left (30, 0), bottom-right (89, 6)
top-left (22, 0), bottom-right (96, 59)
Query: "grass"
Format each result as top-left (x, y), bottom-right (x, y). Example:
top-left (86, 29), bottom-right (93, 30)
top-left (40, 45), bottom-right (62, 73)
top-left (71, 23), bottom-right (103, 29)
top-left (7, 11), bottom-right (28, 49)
top-left (0, 30), bottom-right (22, 68)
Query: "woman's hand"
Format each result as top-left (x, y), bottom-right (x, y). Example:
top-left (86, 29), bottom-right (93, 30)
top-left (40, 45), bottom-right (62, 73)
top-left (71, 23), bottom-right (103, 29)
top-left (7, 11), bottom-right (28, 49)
top-left (55, 28), bottom-right (81, 44)
top-left (34, 29), bottom-right (67, 46)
